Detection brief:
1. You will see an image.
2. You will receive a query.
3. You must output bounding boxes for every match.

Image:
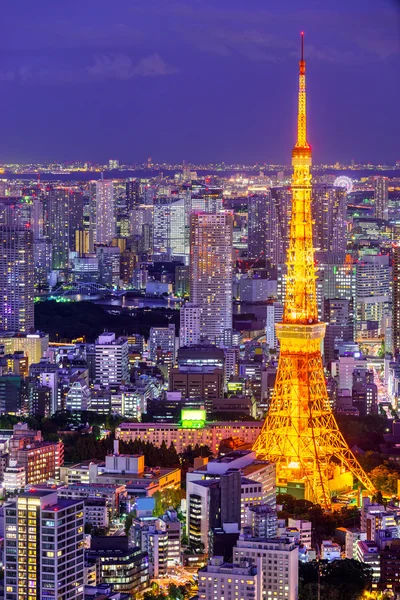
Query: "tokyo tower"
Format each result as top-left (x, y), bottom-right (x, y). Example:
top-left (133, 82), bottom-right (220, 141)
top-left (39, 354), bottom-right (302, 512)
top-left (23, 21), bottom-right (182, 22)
top-left (253, 33), bottom-right (374, 509)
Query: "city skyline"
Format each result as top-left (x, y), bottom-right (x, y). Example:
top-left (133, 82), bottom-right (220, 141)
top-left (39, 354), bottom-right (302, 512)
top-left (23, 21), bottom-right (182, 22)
top-left (0, 0), bottom-right (399, 165)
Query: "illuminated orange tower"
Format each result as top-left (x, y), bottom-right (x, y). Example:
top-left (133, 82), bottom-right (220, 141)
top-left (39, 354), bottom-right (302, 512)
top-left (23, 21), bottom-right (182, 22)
top-left (253, 34), bottom-right (374, 509)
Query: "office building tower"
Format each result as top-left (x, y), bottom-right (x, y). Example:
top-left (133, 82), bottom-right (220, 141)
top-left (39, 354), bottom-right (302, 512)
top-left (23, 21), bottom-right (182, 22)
top-left (180, 303), bottom-right (202, 347)
top-left (28, 382), bottom-right (52, 417)
top-left (95, 332), bottom-right (129, 386)
top-left (198, 557), bottom-right (259, 600)
top-left (248, 193), bottom-right (269, 259)
top-left (234, 536), bottom-right (298, 600)
top-left (355, 254), bottom-right (391, 331)
top-left (75, 228), bottom-right (91, 255)
top-left (175, 265), bottom-right (190, 297)
top-left (312, 184), bottom-right (347, 253)
top-left (46, 188), bottom-right (70, 271)
top-left (0, 374), bottom-right (23, 413)
top-left (374, 176), bottom-right (389, 220)
top-left (68, 190), bottom-right (84, 250)
top-left (96, 245), bottom-right (121, 286)
top-left (394, 245), bottom-right (400, 352)
top-left (0, 197), bottom-right (34, 332)
top-left (149, 324), bottom-right (176, 363)
top-left (4, 489), bottom-right (85, 600)
top-left (190, 212), bottom-right (233, 346)
top-left (270, 187), bottom-right (292, 265)
top-left (34, 238), bottom-right (52, 290)
top-left (191, 182), bottom-right (223, 212)
top-left (324, 298), bottom-right (354, 363)
top-left (90, 180), bottom-right (116, 245)
top-left (141, 526), bottom-right (168, 578)
top-left (126, 178), bottom-right (141, 210)
top-left (32, 196), bottom-right (44, 238)
top-left (153, 197), bottom-right (187, 262)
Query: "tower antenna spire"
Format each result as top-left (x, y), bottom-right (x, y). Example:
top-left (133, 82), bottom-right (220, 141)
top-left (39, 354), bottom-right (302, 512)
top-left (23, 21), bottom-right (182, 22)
top-left (301, 31), bottom-right (304, 61)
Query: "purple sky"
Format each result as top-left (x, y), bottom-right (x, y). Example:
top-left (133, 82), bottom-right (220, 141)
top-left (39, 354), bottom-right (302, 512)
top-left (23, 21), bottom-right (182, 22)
top-left (0, 0), bottom-right (399, 164)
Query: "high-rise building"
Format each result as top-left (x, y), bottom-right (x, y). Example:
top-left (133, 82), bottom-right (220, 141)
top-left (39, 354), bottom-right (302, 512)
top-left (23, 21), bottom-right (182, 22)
top-left (46, 188), bottom-right (70, 271)
top-left (149, 324), bottom-right (176, 363)
top-left (393, 245), bottom-right (400, 352)
top-left (95, 332), bottom-right (129, 385)
top-left (253, 34), bottom-right (373, 508)
top-left (312, 184), bottom-right (347, 253)
top-left (0, 197), bottom-right (34, 332)
top-left (190, 212), bottom-right (233, 346)
top-left (68, 190), bottom-right (84, 250)
top-left (90, 180), bottom-right (116, 245)
top-left (270, 187), bottom-right (292, 265)
top-left (126, 178), bottom-right (141, 211)
top-left (374, 176), bottom-right (389, 220)
top-left (247, 193), bottom-right (269, 259)
top-left (191, 182), bottom-right (223, 212)
top-left (153, 197), bottom-right (187, 262)
top-left (324, 298), bottom-right (353, 363)
top-left (179, 303), bottom-right (202, 347)
top-left (4, 489), bottom-right (85, 600)
top-left (355, 254), bottom-right (391, 331)
top-left (96, 245), bottom-right (121, 286)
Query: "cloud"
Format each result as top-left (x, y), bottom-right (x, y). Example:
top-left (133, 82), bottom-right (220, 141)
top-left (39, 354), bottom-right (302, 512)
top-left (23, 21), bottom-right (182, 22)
top-left (0, 53), bottom-right (178, 85)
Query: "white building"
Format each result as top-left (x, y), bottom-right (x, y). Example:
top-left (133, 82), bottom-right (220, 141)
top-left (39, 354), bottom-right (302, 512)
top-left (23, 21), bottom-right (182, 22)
top-left (190, 212), bottom-right (233, 346)
top-left (345, 529), bottom-right (367, 559)
top-left (91, 180), bottom-right (116, 244)
top-left (233, 536), bottom-right (298, 600)
top-left (356, 540), bottom-right (380, 582)
top-left (321, 540), bottom-right (341, 561)
top-left (198, 557), bottom-right (259, 600)
top-left (2, 461), bottom-right (26, 492)
top-left (84, 498), bottom-right (109, 529)
top-left (65, 379), bottom-right (91, 412)
top-left (95, 332), bottom-right (129, 385)
top-left (160, 509), bottom-right (181, 566)
top-left (287, 519), bottom-right (312, 548)
top-left (141, 525), bottom-right (168, 578)
top-left (180, 303), bottom-right (202, 347)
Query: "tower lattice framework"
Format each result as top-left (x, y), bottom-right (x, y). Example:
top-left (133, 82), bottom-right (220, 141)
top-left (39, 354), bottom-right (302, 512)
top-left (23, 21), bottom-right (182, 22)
top-left (253, 33), bottom-right (374, 509)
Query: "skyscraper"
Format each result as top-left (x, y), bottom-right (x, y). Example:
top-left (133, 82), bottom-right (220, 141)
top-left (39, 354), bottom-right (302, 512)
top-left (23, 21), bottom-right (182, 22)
top-left (253, 34), bottom-right (373, 508)
top-left (312, 184), bottom-right (347, 253)
top-left (374, 176), bottom-right (389, 220)
top-left (0, 197), bottom-right (34, 332)
top-left (46, 187), bottom-right (70, 271)
top-left (90, 180), bottom-right (116, 245)
top-left (153, 197), bottom-right (186, 262)
top-left (5, 489), bottom-right (85, 600)
top-left (393, 245), bottom-right (400, 352)
top-left (126, 178), bottom-right (141, 210)
top-left (190, 212), bottom-right (233, 346)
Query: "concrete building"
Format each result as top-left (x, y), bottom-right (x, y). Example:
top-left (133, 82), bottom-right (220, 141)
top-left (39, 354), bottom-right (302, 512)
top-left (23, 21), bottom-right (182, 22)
top-left (190, 212), bottom-right (233, 346)
top-left (233, 536), bottom-right (298, 600)
top-left (180, 303), bottom-right (202, 347)
top-left (356, 540), bottom-right (380, 582)
top-left (198, 557), bottom-right (258, 600)
top-left (4, 489), bottom-right (85, 600)
top-left (95, 332), bottom-right (129, 386)
top-left (0, 332), bottom-right (48, 366)
top-left (149, 324), bottom-right (176, 363)
top-left (374, 176), bottom-right (389, 220)
top-left (91, 180), bottom-right (116, 245)
top-left (116, 420), bottom-right (263, 454)
top-left (0, 197), bottom-right (34, 332)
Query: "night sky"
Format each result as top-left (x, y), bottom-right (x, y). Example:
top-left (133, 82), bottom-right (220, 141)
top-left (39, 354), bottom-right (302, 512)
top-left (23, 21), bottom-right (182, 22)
top-left (0, 0), bottom-right (399, 165)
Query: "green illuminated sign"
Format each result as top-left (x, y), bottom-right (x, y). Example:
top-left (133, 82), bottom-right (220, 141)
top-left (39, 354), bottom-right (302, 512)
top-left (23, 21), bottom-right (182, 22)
top-left (181, 409), bottom-right (206, 428)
